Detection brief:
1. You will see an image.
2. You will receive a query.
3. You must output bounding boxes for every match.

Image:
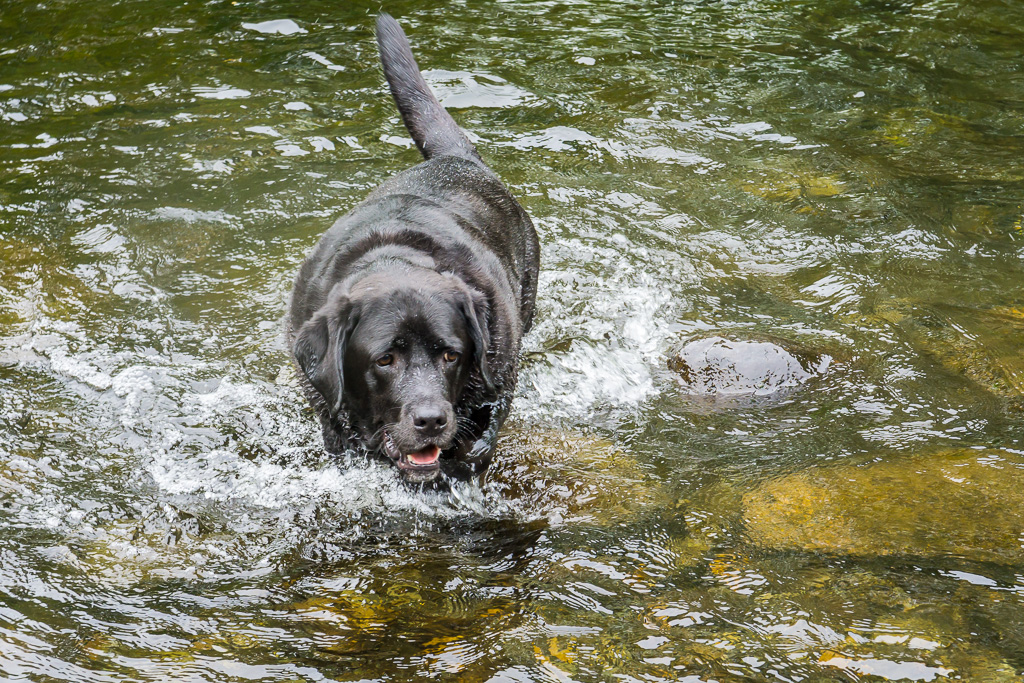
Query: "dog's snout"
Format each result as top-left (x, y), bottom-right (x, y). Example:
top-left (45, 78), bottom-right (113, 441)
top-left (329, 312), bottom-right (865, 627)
top-left (412, 403), bottom-right (449, 434)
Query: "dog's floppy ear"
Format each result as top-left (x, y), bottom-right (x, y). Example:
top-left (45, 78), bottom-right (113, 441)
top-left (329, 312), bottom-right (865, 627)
top-left (293, 291), bottom-right (358, 417)
top-left (459, 288), bottom-right (495, 397)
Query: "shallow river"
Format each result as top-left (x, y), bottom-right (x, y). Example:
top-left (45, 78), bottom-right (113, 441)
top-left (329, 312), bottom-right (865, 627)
top-left (2, 1), bottom-right (1024, 681)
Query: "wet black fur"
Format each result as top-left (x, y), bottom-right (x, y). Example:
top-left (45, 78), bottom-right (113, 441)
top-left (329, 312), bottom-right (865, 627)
top-left (287, 13), bottom-right (539, 481)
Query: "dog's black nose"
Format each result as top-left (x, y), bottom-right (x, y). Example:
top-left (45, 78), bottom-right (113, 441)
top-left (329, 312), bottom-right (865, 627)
top-left (412, 404), bottom-right (448, 434)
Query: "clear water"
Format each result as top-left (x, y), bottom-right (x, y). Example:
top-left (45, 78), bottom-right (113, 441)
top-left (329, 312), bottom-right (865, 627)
top-left (2, 0), bottom-right (1024, 680)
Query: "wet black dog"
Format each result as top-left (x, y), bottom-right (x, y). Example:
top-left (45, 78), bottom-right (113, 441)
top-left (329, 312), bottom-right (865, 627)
top-left (287, 14), bottom-right (539, 483)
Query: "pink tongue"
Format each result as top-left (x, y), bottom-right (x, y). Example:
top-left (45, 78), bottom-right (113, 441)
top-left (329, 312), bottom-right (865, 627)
top-left (408, 445), bottom-right (440, 466)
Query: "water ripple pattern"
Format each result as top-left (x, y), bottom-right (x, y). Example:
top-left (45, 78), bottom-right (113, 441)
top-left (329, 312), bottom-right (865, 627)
top-left (2, 0), bottom-right (1024, 681)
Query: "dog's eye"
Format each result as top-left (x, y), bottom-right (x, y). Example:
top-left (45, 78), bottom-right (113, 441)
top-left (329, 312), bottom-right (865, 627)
top-left (375, 354), bottom-right (394, 367)
top-left (443, 350), bottom-right (460, 363)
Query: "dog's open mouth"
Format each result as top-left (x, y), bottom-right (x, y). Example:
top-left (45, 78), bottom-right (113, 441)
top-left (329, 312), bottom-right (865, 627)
top-left (405, 445), bottom-right (440, 467)
top-left (382, 433), bottom-right (442, 480)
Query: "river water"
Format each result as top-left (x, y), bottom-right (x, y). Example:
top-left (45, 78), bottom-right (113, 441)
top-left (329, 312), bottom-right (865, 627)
top-left (2, 1), bottom-right (1024, 681)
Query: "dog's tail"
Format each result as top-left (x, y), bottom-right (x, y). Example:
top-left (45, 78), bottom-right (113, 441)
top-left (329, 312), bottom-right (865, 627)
top-left (376, 13), bottom-right (481, 163)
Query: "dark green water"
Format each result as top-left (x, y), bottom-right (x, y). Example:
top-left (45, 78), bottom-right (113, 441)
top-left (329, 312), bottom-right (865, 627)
top-left (2, 0), bottom-right (1024, 680)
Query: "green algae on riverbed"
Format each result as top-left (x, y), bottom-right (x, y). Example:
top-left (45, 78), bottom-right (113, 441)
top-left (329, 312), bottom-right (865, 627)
top-left (743, 449), bottom-right (1024, 563)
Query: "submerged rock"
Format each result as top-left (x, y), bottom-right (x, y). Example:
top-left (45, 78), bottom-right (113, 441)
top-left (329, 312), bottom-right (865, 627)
top-left (489, 427), bottom-right (662, 525)
top-left (668, 335), bottom-right (831, 396)
top-left (865, 299), bottom-right (1024, 402)
top-left (741, 170), bottom-right (847, 203)
top-left (742, 448), bottom-right (1024, 563)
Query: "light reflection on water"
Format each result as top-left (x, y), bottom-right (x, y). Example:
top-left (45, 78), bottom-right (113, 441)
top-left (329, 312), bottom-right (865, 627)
top-left (2, 0), bottom-right (1024, 680)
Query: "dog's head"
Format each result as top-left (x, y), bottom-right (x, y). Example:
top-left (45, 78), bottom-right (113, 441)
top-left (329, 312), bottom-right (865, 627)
top-left (293, 269), bottom-right (494, 482)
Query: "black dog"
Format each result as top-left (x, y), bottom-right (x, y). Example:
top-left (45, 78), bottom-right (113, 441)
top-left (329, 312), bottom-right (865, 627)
top-left (287, 14), bottom-right (539, 483)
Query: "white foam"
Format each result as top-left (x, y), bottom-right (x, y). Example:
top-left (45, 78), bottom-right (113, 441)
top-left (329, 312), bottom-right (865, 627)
top-left (517, 230), bottom-right (685, 423)
top-left (520, 342), bottom-right (654, 422)
top-left (140, 376), bottom-right (490, 521)
top-left (111, 366), bottom-right (158, 422)
top-left (45, 346), bottom-right (112, 391)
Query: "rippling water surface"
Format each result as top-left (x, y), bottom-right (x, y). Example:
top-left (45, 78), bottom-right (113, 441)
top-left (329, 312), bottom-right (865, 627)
top-left (3, 1), bottom-right (1024, 680)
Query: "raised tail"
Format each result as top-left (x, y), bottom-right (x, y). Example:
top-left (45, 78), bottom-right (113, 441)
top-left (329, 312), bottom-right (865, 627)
top-left (375, 13), bottom-right (481, 163)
